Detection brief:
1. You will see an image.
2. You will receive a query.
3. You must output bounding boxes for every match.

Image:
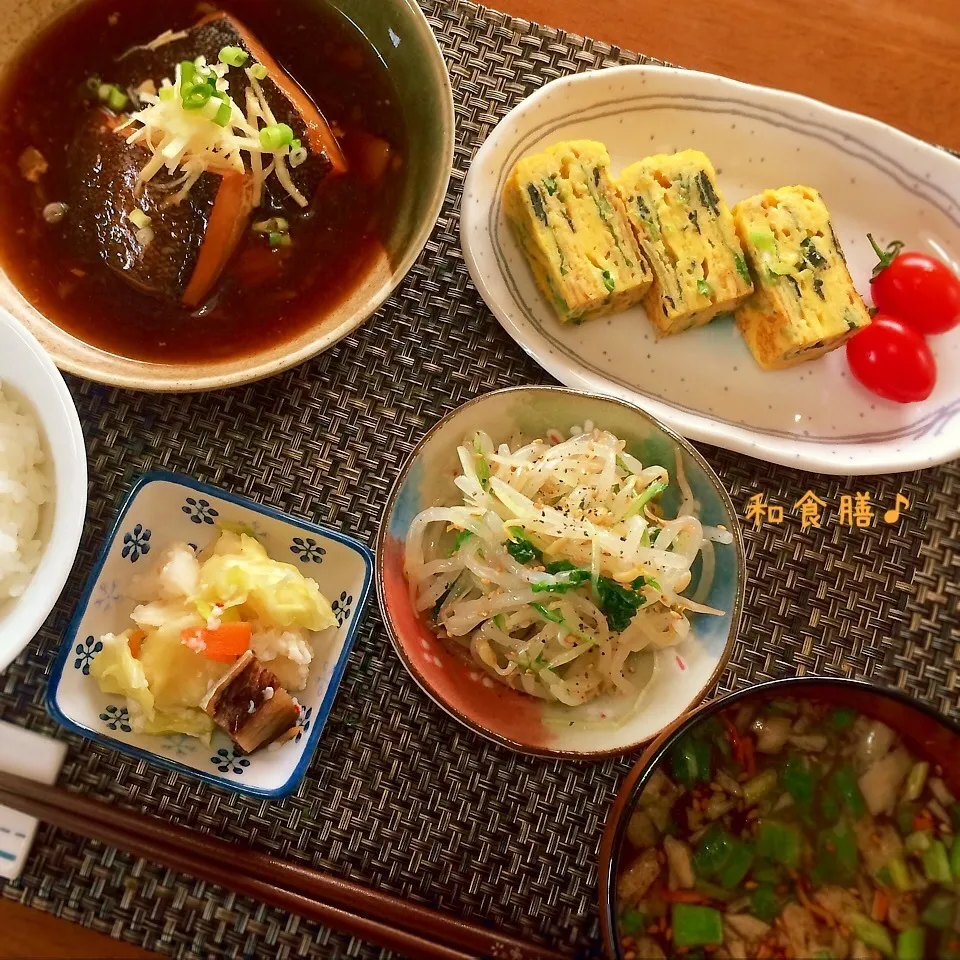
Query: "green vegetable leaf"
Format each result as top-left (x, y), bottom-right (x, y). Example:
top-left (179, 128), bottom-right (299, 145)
top-left (641, 217), bottom-right (661, 241)
top-left (602, 269), bottom-right (616, 293)
top-left (526, 183), bottom-right (548, 225)
top-left (505, 534), bottom-right (541, 564)
top-left (492, 613), bottom-right (506, 631)
top-left (695, 171), bottom-right (720, 215)
top-left (596, 576), bottom-right (646, 632)
top-left (449, 529), bottom-right (473, 555)
top-left (801, 236), bottom-right (827, 269)
top-left (543, 176), bottom-right (558, 196)
top-left (530, 602), bottom-right (564, 624)
top-left (697, 278), bottom-right (713, 298)
top-left (734, 253), bottom-right (751, 284)
top-left (623, 478), bottom-right (668, 520)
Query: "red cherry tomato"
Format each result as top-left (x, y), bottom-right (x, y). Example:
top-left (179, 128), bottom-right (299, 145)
top-left (846, 313), bottom-right (936, 403)
top-left (868, 235), bottom-right (960, 335)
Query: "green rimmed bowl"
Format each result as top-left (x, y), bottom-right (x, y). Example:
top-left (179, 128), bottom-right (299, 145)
top-left (0, 0), bottom-right (453, 391)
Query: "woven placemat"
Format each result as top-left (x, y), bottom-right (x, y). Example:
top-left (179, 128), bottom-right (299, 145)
top-left (2, 1), bottom-right (958, 957)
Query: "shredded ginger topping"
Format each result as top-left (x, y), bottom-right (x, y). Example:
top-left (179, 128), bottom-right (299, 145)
top-left (404, 426), bottom-right (732, 724)
top-left (120, 57), bottom-right (308, 208)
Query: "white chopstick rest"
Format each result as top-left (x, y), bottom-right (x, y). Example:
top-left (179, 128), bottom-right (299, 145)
top-left (0, 720), bottom-right (66, 880)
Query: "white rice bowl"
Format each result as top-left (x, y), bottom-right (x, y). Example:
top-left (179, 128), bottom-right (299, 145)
top-left (0, 310), bottom-right (86, 674)
top-left (0, 384), bottom-right (52, 606)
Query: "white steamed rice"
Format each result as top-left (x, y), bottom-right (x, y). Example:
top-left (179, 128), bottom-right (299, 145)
top-left (0, 384), bottom-right (51, 603)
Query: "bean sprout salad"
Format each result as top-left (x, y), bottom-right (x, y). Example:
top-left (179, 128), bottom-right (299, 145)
top-left (404, 424), bottom-right (732, 720)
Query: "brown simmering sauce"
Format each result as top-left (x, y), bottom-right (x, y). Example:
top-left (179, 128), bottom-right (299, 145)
top-left (0, 0), bottom-right (407, 364)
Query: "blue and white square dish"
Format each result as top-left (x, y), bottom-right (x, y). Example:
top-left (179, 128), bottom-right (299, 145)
top-left (47, 472), bottom-right (373, 798)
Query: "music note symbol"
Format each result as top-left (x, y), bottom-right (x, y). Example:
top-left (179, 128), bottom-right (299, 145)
top-left (884, 493), bottom-right (910, 524)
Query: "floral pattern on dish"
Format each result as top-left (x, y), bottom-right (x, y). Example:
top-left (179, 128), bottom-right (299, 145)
top-left (121, 524), bottom-right (152, 562)
top-left (73, 635), bottom-right (103, 675)
top-left (47, 472), bottom-right (374, 799)
top-left (210, 747), bottom-right (251, 776)
top-left (182, 498), bottom-right (220, 525)
top-left (99, 705), bottom-right (131, 732)
top-left (290, 537), bottom-right (326, 564)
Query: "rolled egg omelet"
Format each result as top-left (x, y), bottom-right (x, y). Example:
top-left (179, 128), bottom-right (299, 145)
top-left (617, 150), bottom-right (754, 336)
top-left (502, 140), bottom-right (652, 323)
top-left (733, 186), bottom-right (871, 370)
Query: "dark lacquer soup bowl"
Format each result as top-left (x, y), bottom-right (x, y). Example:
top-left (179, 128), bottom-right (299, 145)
top-left (599, 677), bottom-right (960, 960)
top-left (0, 0), bottom-right (453, 391)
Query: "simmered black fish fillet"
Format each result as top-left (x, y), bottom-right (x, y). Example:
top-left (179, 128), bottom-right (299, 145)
top-left (117, 12), bottom-right (343, 200)
top-left (67, 109), bottom-right (254, 304)
top-left (65, 13), bottom-right (343, 306)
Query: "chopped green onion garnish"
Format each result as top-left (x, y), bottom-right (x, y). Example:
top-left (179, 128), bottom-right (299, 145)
top-left (97, 83), bottom-right (128, 112)
top-left (250, 63), bottom-right (268, 80)
top-left (672, 904), bottom-right (723, 948)
top-left (290, 139), bottom-right (301, 151)
top-left (750, 229), bottom-right (777, 254)
top-left (850, 914), bottom-right (894, 957)
top-left (213, 101), bottom-right (233, 127)
top-left (269, 232), bottom-right (291, 248)
top-left (218, 46), bottom-right (249, 67)
top-left (182, 81), bottom-right (215, 110)
top-left (620, 908), bottom-right (645, 936)
top-left (896, 927), bottom-right (926, 960)
top-left (108, 87), bottom-right (128, 111)
top-left (922, 840), bottom-right (952, 884)
top-left (158, 85), bottom-right (175, 102)
top-left (179, 61), bottom-right (198, 85)
top-left (259, 123), bottom-right (295, 150)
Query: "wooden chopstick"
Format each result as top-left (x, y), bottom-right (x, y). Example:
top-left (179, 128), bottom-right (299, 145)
top-left (0, 785), bottom-right (466, 960)
top-left (0, 771), bottom-right (567, 960)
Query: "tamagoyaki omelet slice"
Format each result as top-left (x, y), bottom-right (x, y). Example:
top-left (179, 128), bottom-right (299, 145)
top-left (502, 140), bottom-right (652, 323)
top-left (732, 186), bottom-right (871, 370)
top-left (617, 149), bottom-right (754, 336)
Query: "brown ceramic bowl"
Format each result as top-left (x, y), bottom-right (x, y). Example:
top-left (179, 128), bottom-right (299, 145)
top-left (597, 677), bottom-right (960, 959)
top-left (0, 0), bottom-right (453, 391)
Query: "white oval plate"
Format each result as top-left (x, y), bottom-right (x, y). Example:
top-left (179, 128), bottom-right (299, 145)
top-left (460, 65), bottom-right (960, 475)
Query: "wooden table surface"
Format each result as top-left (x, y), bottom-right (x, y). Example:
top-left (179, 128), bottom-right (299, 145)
top-left (3, 0), bottom-right (959, 957)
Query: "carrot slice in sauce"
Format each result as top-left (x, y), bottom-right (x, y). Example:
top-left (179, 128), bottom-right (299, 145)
top-left (197, 12), bottom-right (347, 173)
top-left (182, 171), bottom-right (255, 307)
